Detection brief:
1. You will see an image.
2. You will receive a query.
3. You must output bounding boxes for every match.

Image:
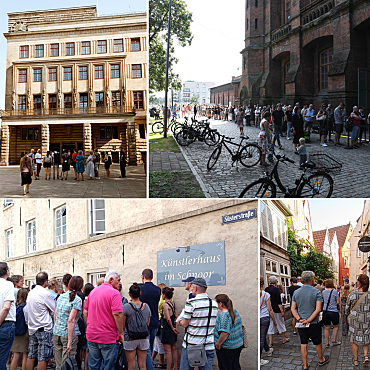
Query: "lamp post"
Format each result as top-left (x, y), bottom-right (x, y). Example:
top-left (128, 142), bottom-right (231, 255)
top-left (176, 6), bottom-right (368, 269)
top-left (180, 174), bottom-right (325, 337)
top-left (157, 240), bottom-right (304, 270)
top-left (163, 0), bottom-right (172, 139)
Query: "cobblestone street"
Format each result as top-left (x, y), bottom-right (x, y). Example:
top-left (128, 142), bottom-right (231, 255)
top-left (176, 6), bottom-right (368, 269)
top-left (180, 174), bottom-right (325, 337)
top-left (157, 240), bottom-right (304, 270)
top-left (0, 164), bottom-right (146, 198)
top-left (261, 319), bottom-right (367, 370)
top-left (178, 116), bottom-right (370, 198)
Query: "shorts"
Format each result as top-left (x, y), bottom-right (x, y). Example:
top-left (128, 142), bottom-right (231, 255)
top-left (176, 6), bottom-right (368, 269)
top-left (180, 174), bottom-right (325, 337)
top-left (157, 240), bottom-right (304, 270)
top-left (53, 164), bottom-right (59, 169)
top-left (43, 162), bottom-right (51, 168)
top-left (298, 323), bottom-right (322, 345)
top-left (304, 121), bottom-right (312, 131)
top-left (94, 163), bottom-right (100, 171)
top-left (21, 172), bottom-right (32, 186)
top-left (268, 312), bottom-right (286, 335)
top-left (335, 123), bottom-right (343, 134)
top-left (123, 338), bottom-right (149, 351)
top-left (153, 335), bottom-right (164, 355)
top-left (28, 330), bottom-right (53, 362)
top-left (323, 311), bottom-right (339, 327)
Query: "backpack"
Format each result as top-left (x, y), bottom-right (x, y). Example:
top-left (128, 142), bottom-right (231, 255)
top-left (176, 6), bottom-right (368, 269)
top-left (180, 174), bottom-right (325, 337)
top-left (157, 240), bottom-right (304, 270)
top-left (54, 152), bottom-right (60, 164)
top-left (44, 155), bottom-right (51, 163)
top-left (126, 303), bottom-right (149, 340)
top-left (15, 303), bottom-right (27, 336)
top-left (60, 357), bottom-right (79, 370)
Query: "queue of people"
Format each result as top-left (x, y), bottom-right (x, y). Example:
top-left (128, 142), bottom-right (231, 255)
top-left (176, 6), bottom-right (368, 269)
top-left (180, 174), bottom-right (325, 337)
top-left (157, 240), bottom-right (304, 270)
top-left (0, 264), bottom-right (246, 370)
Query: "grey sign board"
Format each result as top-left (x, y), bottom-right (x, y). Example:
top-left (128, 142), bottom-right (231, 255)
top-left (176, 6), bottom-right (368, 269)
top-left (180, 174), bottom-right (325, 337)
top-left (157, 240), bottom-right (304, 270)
top-left (157, 241), bottom-right (226, 287)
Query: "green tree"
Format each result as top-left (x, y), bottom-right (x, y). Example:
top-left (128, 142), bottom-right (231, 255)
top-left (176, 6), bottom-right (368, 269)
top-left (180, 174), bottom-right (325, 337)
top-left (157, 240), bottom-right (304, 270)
top-left (190, 95), bottom-right (199, 105)
top-left (149, 0), bottom-right (193, 92)
top-left (149, 94), bottom-right (158, 105)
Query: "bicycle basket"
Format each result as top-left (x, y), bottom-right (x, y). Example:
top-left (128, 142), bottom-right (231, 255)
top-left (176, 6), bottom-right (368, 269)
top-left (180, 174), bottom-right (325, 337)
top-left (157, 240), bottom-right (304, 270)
top-left (309, 152), bottom-right (342, 175)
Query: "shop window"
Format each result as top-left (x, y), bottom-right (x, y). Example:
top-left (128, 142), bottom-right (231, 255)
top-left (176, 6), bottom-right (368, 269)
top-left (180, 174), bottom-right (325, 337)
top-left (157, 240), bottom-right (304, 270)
top-left (89, 199), bottom-right (106, 236)
top-left (55, 205), bottom-right (67, 247)
top-left (320, 48), bottom-right (333, 90)
top-left (27, 220), bottom-right (36, 254)
top-left (6, 229), bottom-right (13, 259)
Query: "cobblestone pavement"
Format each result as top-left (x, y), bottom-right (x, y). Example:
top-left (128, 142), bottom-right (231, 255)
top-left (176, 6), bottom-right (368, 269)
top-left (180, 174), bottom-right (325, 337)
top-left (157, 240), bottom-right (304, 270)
top-left (261, 320), bottom-right (368, 370)
top-left (0, 164), bottom-right (146, 198)
top-left (179, 116), bottom-right (370, 198)
top-left (150, 152), bottom-right (190, 172)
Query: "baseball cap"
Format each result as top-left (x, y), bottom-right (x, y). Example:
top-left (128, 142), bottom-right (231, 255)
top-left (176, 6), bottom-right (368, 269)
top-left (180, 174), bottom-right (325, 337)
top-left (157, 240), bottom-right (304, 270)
top-left (182, 276), bottom-right (195, 283)
top-left (269, 276), bottom-right (278, 284)
top-left (191, 277), bottom-right (208, 288)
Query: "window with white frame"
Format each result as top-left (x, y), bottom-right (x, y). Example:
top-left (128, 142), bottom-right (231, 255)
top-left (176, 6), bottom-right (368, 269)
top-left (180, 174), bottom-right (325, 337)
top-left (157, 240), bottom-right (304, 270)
top-left (88, 272), bottom-right (106, 286)
top-left (55, 206), bottom-right (67, 247)
top-left (90, 200), bottom-right (106, 236)
top-left (3, 199), bottom-right (13, 208)
top-left (25, 279), bottom-right (35, 289)
top-left (265, 259), bottom-right (278, 274)
top-left (6, 229), bottom-right (13, 259)
top-left (27, 220), bottom-right (36, 253)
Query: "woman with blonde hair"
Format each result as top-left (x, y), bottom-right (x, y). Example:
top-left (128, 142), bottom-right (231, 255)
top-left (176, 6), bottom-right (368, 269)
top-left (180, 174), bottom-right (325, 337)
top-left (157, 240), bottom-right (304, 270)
top-left (345, 274), bottom-right (370, 366)
top-left (153, 283), bottom-right (167, 369)
top-left (340, 283), bottom-right (352, 336)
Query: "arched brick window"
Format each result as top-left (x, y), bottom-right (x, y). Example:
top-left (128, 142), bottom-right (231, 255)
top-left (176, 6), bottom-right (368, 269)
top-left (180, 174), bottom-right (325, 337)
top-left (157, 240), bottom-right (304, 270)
top-left (320, 48), bottom-right (333, 90)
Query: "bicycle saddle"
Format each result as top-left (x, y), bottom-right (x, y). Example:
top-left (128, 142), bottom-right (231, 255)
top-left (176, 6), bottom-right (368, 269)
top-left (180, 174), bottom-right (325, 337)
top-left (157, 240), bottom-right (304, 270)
top-left (224, 136), bottom-right (235, 140)
top-left (240, 135), bottom-right (250, 140)
top-left (302, 161), bottom-right (316, 169)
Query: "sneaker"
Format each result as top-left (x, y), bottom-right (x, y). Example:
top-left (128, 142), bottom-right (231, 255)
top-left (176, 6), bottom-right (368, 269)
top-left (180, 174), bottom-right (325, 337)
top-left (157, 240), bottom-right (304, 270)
top-left (332, 341), bottom-right (341, 346)
top-left (267, 348), bottom-right (274, 356)
top-left (293, 332), bottom-right (298, 335)
top-left (286, 137), bottom-right (291, 140)
top-left (320, 143), bottom-right (327, 147)
top-left (318, 355), bottom-right (330, 366)
top-left (260, 359), bottom-right (269, 366)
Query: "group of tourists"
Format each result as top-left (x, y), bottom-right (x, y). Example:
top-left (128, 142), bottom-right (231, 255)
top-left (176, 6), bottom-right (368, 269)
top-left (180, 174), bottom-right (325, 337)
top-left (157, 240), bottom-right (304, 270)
top-left (260, 271), bottom-right (370, 369)
top-left (19, 148), bottom-right (127, 195)
top-left (0, 264), bottom-right (245, 370)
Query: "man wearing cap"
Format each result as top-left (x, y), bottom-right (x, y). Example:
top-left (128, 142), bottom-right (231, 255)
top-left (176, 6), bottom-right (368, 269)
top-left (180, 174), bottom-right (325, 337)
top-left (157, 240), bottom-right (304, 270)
top-left (265, 276), bottom-right (289, 347)
top-left (178, 278), bottom-right (218, 370)
top-left (182, 277), bottom-right (195, 300)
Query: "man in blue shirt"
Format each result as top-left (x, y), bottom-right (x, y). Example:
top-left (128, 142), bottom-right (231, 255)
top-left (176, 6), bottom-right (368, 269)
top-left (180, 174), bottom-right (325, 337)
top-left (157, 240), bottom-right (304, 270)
top-left (140, 269), bottom-right (161, 370)
top-left (291, 271), bottom-right (329, 370)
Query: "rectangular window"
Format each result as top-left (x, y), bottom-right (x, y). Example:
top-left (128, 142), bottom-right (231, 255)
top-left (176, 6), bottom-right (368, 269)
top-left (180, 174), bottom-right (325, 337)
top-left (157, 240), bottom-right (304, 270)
top-left (88, 272), bottom-right (106, 286)
top-left (80, 93), bottom-right (88, 111)
top-left (18, 95), bottom-right (26, 111)
top-left (81, 41), bottom-right (91, 55)
top-left (111, 64), bottom-right (120, 78)
top-left (255, 0), bottom-right (258, 7)
top-left (66, 42), bottom-right (75, 56)
top-left (49, 95), bottom-right (57, 110)
top-left (90, 199), bottom-right (106, 236)
top-left (139, 124), bottom-right (146, 139)
top-left (255, 18), bottom-right (258, 29)
top-left (112, 91), bottom-right (121, 107)
top-left (64, 94), bottom-right (72, 109)
top-left (99, 126), bottom-right (118, 139)
top-left (49, 68), bottom-right (57, 81)
top-left (96, 92), bottom-right (104, 108)
top-left (55, 205), bottom-right (67, 247)
top-left (64, 67), bottom-right (72, 81)
top-left (98, 40), bottom-right (107, 53)
top-left (35, 45), bottom-right (44, 58)
top-left (131, 38), bottom-right (141, 51)
top-left (95, 65), bottom-right (104, 79)
top-left (132, 64), bottom-right (142, 78)
top-left (6, 229), bottom-right (13, 259)
top-left (20, 46), bottom-right (29, 58)
top-left (79, 66), bottom-right (88, 80)
top-left (23, 127), bottom-right (39, 140)
top-left (50, 43), bottom-right (59, 57)
top-left (33, 95), bottom-right (41, 111)
top-left (27, 220), bottom-right (36, 254)
top-left (34, 68), bottom-right (42, 82)
top-left (133, 91), bottom-right (144, 110)
top-left (19, 69), bottom-right (27, 83)
top-left (114, 39), bottom-right (123, 52)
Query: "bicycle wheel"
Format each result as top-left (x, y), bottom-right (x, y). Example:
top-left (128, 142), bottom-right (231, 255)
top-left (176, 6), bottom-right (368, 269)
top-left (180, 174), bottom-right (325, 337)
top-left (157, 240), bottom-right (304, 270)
top-left (204, 131), bottom-right (221, 146)
top-left (170, 121), bottom-right (182, 135)
top-left (151, 121), bottom-right (163, 134)
top-left (238, 179), bottom-right (276, 198)
top-left (239, 144), bottom-right (262, 167)
top-left (176, 129), bottom-right (191, 146)
top-left (297, 172), bottom-right (333, 198)
top-left (207, 146), bottom-right (222, 170)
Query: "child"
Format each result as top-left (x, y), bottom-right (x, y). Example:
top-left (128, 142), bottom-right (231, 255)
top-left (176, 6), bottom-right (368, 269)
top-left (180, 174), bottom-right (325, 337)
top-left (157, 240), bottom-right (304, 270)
top-left (297, 137), bottom-right (307, 169)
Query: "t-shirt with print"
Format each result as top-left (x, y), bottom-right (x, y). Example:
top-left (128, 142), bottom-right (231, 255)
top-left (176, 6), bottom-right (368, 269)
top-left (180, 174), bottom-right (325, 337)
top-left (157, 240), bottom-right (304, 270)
top-left (292, 284), bottom-right (323, 324)
top-left (53, 292), bottom-right (82, 337)
top-left (85, 283), bottom-right (123, 344)
top-left (322, 289), bottom-right (339, 312)
top-left (0, 278), bottom-right (16, 322)
top-left (214, 310), bottom-right (243, 349)
top-left (122, 302), bottom-right (151, 342)
top-left (260, 290), bottom-right (270, 319)
top-left (182, 293), bottom-right (218, 350)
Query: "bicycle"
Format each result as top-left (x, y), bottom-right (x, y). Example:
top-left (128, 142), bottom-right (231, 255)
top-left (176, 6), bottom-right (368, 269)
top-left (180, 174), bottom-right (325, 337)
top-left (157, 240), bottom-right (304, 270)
top-left (238, 152), bottom-right (338, 198)
top-left (176, 119), bottom-right (220, 147)
top-left (207, 135), bottom-right (261, 170)
top-left (151, 116), bottom-right (181, 134)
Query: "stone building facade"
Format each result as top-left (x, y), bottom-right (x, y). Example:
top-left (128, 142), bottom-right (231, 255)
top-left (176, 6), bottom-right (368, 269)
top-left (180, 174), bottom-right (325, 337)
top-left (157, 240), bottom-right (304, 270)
top-left (0, 6), bottom-right (147, 165)
top-left (240, 0), bottom-right (370, 110)
top-left (1, 198), bottom-right (258, 370)
top-left (210, 76), bottom-right (241, 107)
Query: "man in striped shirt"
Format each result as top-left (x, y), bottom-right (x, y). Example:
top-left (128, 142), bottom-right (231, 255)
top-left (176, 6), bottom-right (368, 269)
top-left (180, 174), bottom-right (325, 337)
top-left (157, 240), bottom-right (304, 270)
top-left (178, 278), bottom-right (218, 370)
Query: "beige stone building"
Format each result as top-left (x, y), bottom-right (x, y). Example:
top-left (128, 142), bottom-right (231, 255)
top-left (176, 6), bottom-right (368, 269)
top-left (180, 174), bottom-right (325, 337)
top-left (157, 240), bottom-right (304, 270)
top-left (0, 6), bottom-right (147, 166)
top-left (1, 198), bottom-right (258, 370)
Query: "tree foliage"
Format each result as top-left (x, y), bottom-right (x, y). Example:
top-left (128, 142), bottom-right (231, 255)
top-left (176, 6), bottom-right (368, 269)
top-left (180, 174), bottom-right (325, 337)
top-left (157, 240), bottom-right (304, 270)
top-left (190, 95), bottom-right (199, 105)
top-left (149, 0), bottom-right (193, 92)
top-left (288, 226), bottom-right (334, 281)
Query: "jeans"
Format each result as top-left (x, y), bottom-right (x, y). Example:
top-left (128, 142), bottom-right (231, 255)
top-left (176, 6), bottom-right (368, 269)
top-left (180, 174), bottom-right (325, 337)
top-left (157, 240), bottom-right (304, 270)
top-left (260, 317), bottom-right (270, 356)
top-left (145, 327), bottom-right (157, 370)
top-left (287, 121), bottom-right (292, 138)
top-left (216, 346), bottom-right (242, 370)
top-left (0, 322), bottom-right (15, 370)
top-left (87, 341), bottom-right (118, 370)
top-left (273, 125), bottom-right (282, 147)
top-left (179, 347), bottom-right (215, 370)
top-left (351, 125), bottom-right (360, 143)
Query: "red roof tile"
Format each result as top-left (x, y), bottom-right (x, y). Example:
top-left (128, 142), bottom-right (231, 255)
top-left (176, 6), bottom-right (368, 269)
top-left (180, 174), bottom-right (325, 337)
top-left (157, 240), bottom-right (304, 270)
top-left (313, 230), bottom-right (327, 253)
top-left (313, 224), bottom-right (352, 253)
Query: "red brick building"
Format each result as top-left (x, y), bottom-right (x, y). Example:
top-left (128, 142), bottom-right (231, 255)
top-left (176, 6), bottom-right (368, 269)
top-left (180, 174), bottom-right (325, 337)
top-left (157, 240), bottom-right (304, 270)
top-left (210, 76), bottom-right (241, 106)
top-left (240, 0), bottom-right (370, 110)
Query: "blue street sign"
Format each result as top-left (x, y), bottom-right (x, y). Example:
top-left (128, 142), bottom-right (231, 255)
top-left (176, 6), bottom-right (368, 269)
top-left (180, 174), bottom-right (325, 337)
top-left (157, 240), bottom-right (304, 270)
top-left (222, 209), bottom-right (257, 224)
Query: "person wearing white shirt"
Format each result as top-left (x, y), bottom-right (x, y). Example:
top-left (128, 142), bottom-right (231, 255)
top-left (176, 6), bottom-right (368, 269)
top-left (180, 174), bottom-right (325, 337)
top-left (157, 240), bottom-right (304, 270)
top-left (26, 272), bottom-right (56, 370)
top-left (34, 149), bottom-right (42, 180)
top-left (0, 262), bottom-right (16, 370)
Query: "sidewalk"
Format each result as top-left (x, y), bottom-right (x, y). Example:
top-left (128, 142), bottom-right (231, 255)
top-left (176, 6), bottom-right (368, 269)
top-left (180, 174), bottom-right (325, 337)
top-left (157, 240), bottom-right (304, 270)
top-left (262, 319), bottom-right (366, 370)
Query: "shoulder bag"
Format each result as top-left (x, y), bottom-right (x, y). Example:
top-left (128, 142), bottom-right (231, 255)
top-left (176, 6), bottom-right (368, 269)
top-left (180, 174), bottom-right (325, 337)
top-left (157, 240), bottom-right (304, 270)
top-left (347, 291), bottom-right (368, 324)
top-left (321, 289), bottom-right (333, 325)
top-left (186, 298), bottom-right (212, 367)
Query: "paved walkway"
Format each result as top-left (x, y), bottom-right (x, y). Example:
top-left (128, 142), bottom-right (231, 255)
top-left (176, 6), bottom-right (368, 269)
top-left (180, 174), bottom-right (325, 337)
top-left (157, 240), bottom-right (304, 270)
top-left (150, 152), bottom-right (191, 172)
top-left (262, 319), bottom-right (365, 370)
top-left (178, 116), bottom-right (370, 197)
top-left (0, 164), bottom-right (146, 198)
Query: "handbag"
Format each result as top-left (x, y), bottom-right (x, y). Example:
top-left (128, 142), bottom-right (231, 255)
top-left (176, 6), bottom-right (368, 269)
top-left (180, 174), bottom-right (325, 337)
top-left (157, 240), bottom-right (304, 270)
top-left (321, 289), bottom-right (333, 325)
top-left (115, 343), bottom-right (128, 370)
top-left (347, 292), bottom-right (368, 324)
top-left (186, 298), bottom-right (212, 367)
top-left (242, 325), bottom-right (249, 348)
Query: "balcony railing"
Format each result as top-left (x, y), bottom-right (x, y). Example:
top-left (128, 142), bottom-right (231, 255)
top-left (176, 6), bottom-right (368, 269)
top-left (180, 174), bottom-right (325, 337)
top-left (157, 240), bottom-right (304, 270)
top-left (1, 106), bottom-right (136, 117)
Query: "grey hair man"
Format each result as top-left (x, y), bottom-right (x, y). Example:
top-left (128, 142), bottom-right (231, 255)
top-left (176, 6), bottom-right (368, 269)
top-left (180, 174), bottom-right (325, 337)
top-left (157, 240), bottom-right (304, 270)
top-left (291, 271), bottom-right (329, 369)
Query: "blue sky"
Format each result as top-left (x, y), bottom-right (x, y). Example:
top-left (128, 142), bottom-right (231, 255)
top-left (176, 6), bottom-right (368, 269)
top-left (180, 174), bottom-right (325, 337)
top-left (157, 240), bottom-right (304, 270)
top-left (0, 0), bottom-right (147, 109)
top-left (308, 199), bottom-right (365, 231)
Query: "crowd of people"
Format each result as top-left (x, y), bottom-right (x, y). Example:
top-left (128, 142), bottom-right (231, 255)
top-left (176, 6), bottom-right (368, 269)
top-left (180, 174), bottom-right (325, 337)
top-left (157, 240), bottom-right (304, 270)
top-left (260, 271), bottom-right (370, 369)
top-left (19, 148), bottom-right (127, 195)
top-left (0, 264), bottom-right (245, 370)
